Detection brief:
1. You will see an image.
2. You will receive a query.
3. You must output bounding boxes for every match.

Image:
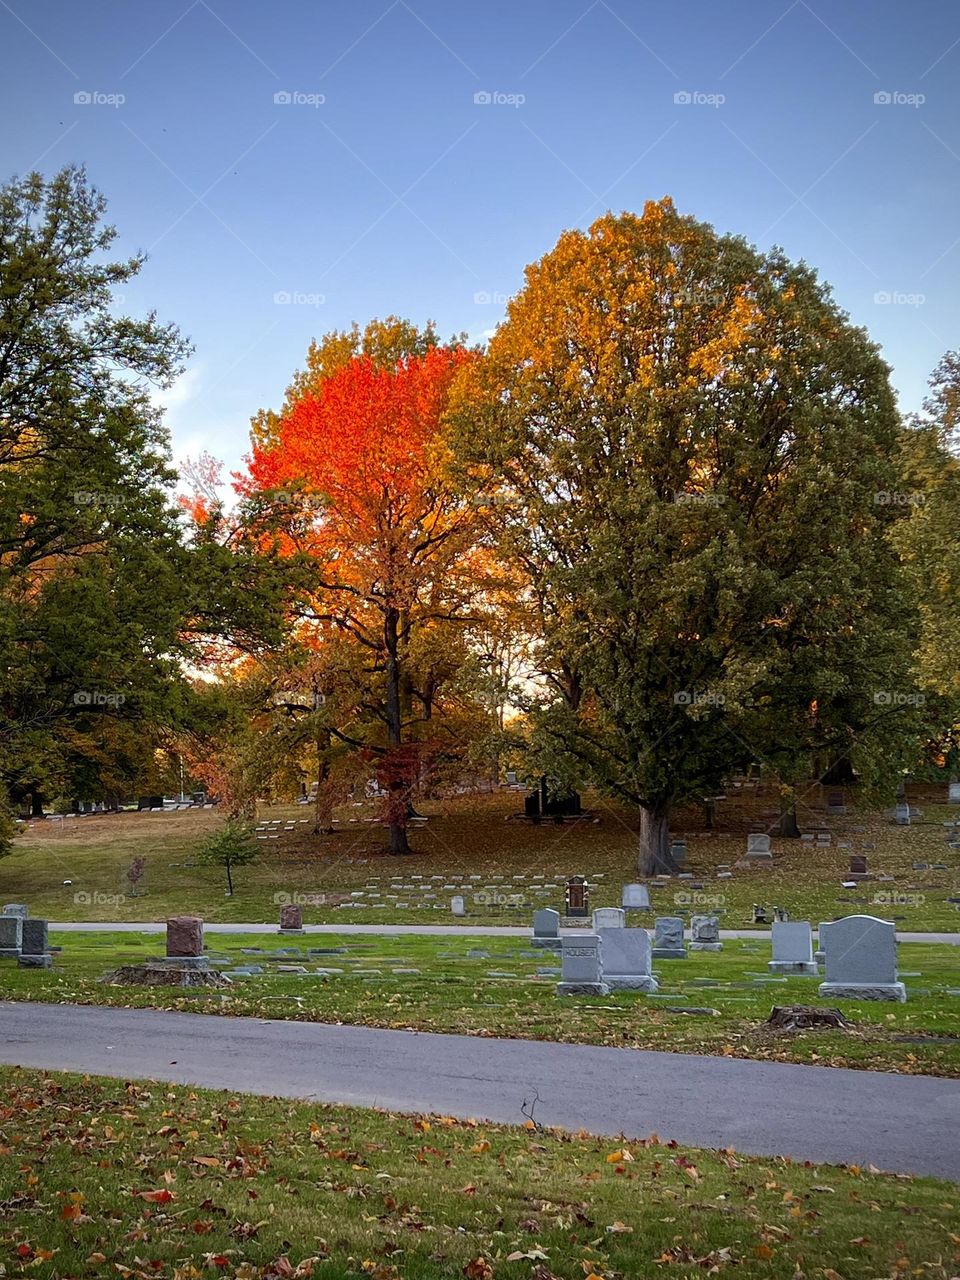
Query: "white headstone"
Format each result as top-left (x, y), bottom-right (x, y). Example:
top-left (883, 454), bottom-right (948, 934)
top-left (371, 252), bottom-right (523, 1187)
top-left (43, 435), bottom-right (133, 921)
top-left (592, 906), bottom-right (625, 930)
top-left (818, 914), bottom-right (905, 1001)
top-left (557, 933), bottom-right (609, 995)
top-left (622, 883), bottom-right (650, 909)
top-left (768, 920), bottom-right (817, 974)
top-left (598, 927), bottom-right (658, 992)
top-left (450, 895), bottom-right (465, 917)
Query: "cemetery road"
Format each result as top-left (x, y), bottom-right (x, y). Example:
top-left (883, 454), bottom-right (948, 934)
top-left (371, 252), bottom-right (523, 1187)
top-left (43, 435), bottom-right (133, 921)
top-left (2, 1001), bottom-right (958, 1180)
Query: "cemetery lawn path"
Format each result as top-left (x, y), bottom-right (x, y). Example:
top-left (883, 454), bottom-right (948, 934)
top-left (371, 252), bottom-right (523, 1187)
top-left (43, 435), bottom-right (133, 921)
top-left (2, 999), bottom-right (959, 1182)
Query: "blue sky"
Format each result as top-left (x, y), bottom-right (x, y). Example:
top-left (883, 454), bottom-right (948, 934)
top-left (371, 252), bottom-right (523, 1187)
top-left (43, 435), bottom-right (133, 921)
top-left (2, 0), bottom-right (958, 477)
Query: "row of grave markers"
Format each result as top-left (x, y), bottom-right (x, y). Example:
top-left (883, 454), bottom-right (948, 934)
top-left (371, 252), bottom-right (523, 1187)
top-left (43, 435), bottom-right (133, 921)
top-left (1, 901), bottom-right (913, 1005)
top-left (539, 909), bottom-right (908, 1002)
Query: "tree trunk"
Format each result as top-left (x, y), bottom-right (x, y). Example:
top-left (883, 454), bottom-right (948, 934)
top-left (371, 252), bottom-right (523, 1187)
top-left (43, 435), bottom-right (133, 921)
top-left (779, 793), bottom-right (801, 838)
top-left (638, 801), bottom-right (675, 876)
top-left (225, 859), bottom-right (234, 896)
top-left (313, 732), bottom-right (335, 835)
top-left (30, 792), bottom-right (44, 818)
top-left (384, 604), bottom-right (411, 855)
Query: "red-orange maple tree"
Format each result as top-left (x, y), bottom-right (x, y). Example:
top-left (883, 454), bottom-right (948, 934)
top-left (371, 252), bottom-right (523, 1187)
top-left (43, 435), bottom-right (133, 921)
top-left (243, 344), bottom-right (480, 853)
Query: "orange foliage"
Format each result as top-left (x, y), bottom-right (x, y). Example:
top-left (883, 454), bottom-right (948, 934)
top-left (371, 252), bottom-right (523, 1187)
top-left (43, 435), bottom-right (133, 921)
top-left (247, 348), bottom-right (471, 566)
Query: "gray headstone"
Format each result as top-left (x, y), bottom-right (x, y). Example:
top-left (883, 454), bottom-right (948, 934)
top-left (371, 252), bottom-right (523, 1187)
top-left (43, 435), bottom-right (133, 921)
top-left (689, 915), bottom-right (722, 952)
top-left (532, 907), bottom-right (561, 948)
top-left (652, 915), bottom-right (687, 959)
top-left (598, 927), bottom-right (658, 992)
top-left (746, 833), bottom-right (771, 858)
top-left (557, 933), bottom-right (609, 995)
top-left (0, 916), bottom-right (22, 956)
top-left (894, 803), bottom-right (911, 826)
top-left (621, 883), bottom-right (650, 909)
top-left (20, 919), bottom-right (48, 955)
top-left (592, 906), bottom-right (625, 930)
top-left (2, 904), bottom-right (28, 919)
top-left (768, 920), bottom-right (817, 974)
top-left (450, 895), bottom-right (465, 917)
top-left (949, 782), bottom-right (960, 803)
top-left (17, 918), bottom-right (51, 967)
top-left (818, 914), bottom-right (905, 1001)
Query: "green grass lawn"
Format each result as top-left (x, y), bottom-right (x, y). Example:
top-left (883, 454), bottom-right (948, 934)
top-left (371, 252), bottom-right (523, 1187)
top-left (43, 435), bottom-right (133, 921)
top-left (1, 1065), bottom-right (958, 1280)
top-left (2, 790), bottom-right (959, 931)
top-left (2, 930), bottom-right (958, 1076)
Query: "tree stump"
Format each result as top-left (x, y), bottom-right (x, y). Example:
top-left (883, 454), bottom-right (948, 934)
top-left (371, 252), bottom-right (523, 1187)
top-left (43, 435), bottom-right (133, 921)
top-left (766, 1005), bottom-right (849, 1031)
top-left (103, 964), bottom-right (231, 988)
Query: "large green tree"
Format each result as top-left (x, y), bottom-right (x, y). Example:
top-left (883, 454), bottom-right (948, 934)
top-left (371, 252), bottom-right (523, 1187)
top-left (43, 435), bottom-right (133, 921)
top-left (0, 167), bottom-right (291, 825)
top-left (0, 166), bottom-right (191, 815)
top-left (453, 198), bottom-right (920, 873)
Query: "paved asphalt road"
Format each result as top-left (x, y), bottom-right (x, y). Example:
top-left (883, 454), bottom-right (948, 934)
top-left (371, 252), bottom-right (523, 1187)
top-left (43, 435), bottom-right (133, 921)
top-left (48, 922), bottom-right (960, 942)
top-left (2, 1001), bottom-right (958, 1180)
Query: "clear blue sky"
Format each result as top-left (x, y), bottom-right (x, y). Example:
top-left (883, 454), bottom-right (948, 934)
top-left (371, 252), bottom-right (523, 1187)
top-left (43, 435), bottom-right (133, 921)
top-left (2, 0), bottom-right (958, 476)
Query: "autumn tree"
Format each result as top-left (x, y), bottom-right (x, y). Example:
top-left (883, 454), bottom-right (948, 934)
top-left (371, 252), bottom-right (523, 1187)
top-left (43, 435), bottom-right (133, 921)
top-left (892, 353), bottom-right (960, 699)
top-left (243, 323), bottom-right (485, 853)
top-left (249, 318), bottom-right (444, 452)
top-left (454, 199), bottom-right (919, 873)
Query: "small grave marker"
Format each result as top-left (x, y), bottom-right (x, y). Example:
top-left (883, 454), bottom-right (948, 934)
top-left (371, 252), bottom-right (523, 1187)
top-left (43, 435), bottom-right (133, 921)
top-left (746, 833), bottom-right (772, 859)
top-left (652, 916), bottom-right (687, 960)
top-left (592, 906), bottom-right (625, 930)
top-left (622, 882), bottom-right (650, 910)
top-left (689, 915), bottom-right (722, 952)
top-left (769, 921), bottom-right (818, 975)
top-left (532, 907), bottom-right (561, 949)
top-left (564, 876), bottom-right (589, 918)
top-left (279, 903), bottom-right (304, 934)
